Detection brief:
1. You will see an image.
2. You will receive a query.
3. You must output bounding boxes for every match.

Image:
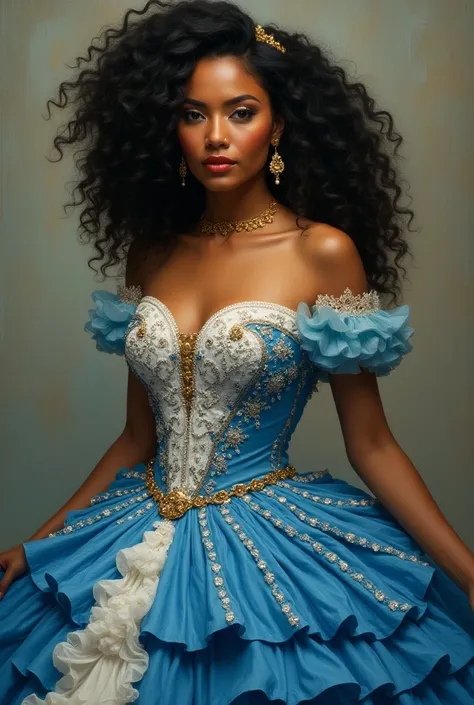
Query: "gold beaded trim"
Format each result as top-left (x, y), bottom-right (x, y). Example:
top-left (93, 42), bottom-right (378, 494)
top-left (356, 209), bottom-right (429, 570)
top-left (145, 458), bottom-right (296, 520)
top-left (314, 287), bottom-right (381, 315)
top-left (179, 332), bottom-right (199, 416)
top-left (134, 313), bottom-right (147, 338)
top-left (255, 24), bottom-right (286, 53)
top-left (198, 200), bottom-right (278, 238)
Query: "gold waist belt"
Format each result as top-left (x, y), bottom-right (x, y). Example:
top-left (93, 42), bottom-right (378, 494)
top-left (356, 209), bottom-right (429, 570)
top-left (145, 458), bottom-right (296, 520)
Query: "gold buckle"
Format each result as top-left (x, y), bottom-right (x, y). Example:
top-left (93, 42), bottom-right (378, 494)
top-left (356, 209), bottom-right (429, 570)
top-left (145, 459), bottom-right (296, 520)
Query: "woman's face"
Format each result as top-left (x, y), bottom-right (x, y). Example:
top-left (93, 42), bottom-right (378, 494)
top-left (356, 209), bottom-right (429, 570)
top-left (176, 55), bottom-right (283, 191)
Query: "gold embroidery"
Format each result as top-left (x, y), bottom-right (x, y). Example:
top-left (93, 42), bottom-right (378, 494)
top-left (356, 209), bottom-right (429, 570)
top-left (314, 287), bottom-right (380, 315)
top-left (135, 313), bottom-right (146, 338)
top-left (145, 457), bottom-right (296, 520)
top-left (179, 332), bottom-right (199, 417)
top-left (229, 324), bottom-right (244, 340)
top-left (125, 301), bottom-right (306, 497)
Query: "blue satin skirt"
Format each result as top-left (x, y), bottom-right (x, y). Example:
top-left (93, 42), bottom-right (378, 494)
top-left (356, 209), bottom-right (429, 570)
top-left (1, 463), bottom-right (474, 704)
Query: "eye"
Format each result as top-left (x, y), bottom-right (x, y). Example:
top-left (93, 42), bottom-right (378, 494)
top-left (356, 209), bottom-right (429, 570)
top-left (182, 107), bottom-right (256, 123)
top-left (232, 107), bottom-right (256, 121)
top-left (183, 109), bottom-right (203, 123)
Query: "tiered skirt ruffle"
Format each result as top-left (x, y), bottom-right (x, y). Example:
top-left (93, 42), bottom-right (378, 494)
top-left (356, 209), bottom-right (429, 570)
top-left (1, 463), bottom-right (474, 704)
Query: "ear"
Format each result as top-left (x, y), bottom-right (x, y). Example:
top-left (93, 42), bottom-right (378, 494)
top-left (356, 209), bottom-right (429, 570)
top-left (271, 116), bottom-right (285, 142)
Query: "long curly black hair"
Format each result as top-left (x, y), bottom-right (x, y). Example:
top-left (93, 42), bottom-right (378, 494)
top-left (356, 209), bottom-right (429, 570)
top-left (46, 0), bottom-right (417, 305)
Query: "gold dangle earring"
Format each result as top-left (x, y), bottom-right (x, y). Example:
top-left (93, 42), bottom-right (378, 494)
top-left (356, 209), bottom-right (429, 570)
top-left (179, 155), bottom-right (187, 187)
top-left (269, 137), bottom-right (284, 185)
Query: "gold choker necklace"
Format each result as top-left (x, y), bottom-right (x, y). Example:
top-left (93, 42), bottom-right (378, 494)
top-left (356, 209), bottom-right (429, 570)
top-left (198, 200), bottom-right (278, 237)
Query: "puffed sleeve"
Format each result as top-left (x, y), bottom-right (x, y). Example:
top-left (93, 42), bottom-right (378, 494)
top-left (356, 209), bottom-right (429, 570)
top-left (295, 287), bottom-right (414, 381)
top-left (84, 284), bottom-right (143, 355)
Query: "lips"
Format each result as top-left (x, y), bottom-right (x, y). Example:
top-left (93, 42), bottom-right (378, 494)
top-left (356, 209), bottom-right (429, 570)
top-left (202, 157), bottom-right (236, 164)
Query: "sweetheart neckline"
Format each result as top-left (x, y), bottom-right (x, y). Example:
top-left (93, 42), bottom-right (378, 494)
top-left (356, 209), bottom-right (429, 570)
top-left (140, 295), bottom-right (301, 339)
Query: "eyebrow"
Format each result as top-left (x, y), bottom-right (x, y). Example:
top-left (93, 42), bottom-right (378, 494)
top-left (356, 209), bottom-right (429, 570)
top-left (182, 94), bottom-right (262, 107)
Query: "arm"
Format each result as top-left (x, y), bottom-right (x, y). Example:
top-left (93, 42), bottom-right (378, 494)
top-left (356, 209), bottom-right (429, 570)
top-left (305, 227), bottom-right (474, 597)
top-left (0, 247), bottom-right (156, 597)
top-left (32, 240), bottom-right (157, 540)
top-left (27, 371), bottom-right (156, 541)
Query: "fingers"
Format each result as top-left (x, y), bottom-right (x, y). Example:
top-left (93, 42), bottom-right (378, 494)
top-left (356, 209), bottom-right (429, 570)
top-left (0, 564), bottom-right (17, 599)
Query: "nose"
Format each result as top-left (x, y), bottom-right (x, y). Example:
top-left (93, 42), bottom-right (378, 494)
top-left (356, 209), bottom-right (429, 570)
top-left (205, 115), bottom-right (229, 148)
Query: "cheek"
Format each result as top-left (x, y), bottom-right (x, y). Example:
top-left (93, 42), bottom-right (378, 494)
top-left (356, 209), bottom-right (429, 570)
top-left (238, 125), bottom-right (271, 156)
top-left (177, 127), bottom-right (197, 154)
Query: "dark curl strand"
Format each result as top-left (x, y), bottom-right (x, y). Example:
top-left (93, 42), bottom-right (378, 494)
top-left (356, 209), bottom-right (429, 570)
top-left (45, 0), bottom-right (417, 306)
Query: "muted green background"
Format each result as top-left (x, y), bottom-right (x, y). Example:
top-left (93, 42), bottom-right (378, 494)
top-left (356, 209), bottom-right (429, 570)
top-left (0, 0), bottom-right (473, 551)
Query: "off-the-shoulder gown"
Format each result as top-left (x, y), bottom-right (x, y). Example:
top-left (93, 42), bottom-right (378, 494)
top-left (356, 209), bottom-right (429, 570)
top-left (1, 285), bottom-right (473, 704)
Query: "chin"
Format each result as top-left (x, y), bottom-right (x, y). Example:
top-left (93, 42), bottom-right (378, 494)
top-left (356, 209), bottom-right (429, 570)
top-left (200, 177), bottom-right (244, 192)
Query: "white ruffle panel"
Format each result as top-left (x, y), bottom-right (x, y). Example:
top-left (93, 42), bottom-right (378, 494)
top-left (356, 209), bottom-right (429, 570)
top-left (23, 520), bottom-right (175, 705)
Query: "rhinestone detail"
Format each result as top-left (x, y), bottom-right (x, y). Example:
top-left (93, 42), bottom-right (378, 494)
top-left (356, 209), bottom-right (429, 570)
top-left (219, 505), bottom-right (300, 627)
top-left (278, 480), bottom-right (377, 506)
top-left (313, 287), bottom-right (380, 315)
top-left (264, 489), bottom-right (429, 566)
top-left (243, 495), bottom-right (413, 613)
top-left (49, 492), bottom-right (152, 536)
top-left (198, 507), bottom-right (235, 624)
top-left (90, 486), bottom-right (146, 505)
top-left (117, 283), bottom-right (143, 304)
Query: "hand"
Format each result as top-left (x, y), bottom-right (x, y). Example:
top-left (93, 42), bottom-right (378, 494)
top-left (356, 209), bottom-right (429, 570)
top-left (0, 544), bottom-right (28, 599)
top-left (469, 581), bottom-right (474, 614)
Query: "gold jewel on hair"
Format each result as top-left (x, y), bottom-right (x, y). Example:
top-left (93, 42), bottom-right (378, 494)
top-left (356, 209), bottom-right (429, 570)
top-left (255, 24), bottom-right (286, 53)
top-left (198, 199), bottom-right (278, 237)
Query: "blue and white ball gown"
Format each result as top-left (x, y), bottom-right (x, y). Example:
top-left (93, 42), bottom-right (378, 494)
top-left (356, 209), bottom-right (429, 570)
top-left (1, 285), bottom-right (474, 704)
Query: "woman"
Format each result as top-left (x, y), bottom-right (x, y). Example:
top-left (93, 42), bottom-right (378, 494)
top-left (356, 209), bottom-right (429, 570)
top-left (1, 0), bottom-right (473, 702)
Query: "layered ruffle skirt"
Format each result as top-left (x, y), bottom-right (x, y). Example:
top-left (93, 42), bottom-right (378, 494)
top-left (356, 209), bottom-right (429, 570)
top-left (1, 464), bottom-right (474, 704)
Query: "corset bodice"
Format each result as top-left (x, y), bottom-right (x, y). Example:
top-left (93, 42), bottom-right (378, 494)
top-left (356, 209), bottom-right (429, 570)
top-left (84, 283), bottom-right (414, 501)
top-left (124, 297), bottom-right (318, 497)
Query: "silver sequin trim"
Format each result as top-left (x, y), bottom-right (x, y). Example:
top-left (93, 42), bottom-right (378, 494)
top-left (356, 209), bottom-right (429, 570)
top-left (219, 505), bottom-right (300, 627)
top-left (278, 480), bottom-right (377, 506)
top-left (48, 492), bottom-right (150, 536)
top-left (121, 470), bottom-right (147, 480)
top-left (314, 287), bottom-right (380, 315)
top-left (198, 507), bottom-right (236, 624)
top-left (263, 488), bottom-right (429, 566)
top-left (117, 283), bottom-right (143, 304)
top-left (90, 486), bottom-right (146, 505)
top-left (116, 501), bottom-right (155, 524)
top-left (289, 471), bottom-right (331, 483)
top-left (244, 495), bottom-right (413, 613)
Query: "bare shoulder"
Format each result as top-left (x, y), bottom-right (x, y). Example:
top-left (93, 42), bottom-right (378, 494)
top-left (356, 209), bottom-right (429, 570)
top-left (299, 222), bottom-right (369, 295)
top-left (300, 222), bottom-right (359, 262)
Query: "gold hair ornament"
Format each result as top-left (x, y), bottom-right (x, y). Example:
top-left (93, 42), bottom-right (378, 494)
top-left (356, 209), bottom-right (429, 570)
top-left (254, 24), bottom-right (286, 53)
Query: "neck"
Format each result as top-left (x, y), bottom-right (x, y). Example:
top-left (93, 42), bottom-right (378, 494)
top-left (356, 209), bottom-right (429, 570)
top-left (203, 176), bottom-right (276, 222)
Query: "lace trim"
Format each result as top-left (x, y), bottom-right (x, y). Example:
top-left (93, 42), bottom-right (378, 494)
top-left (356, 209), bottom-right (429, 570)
top-left (314, 287), bottom-right (380, 315)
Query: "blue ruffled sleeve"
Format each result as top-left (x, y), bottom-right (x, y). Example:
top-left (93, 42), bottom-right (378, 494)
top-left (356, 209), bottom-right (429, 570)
top-left (84, 284), bottom-right (143, 355)
top-left (295, 287), bottom-right (414, 381)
